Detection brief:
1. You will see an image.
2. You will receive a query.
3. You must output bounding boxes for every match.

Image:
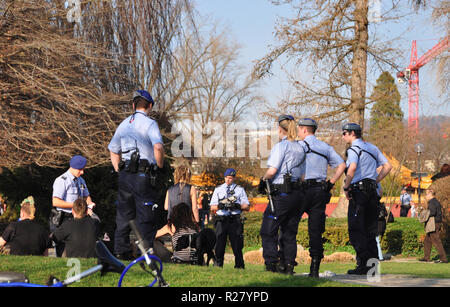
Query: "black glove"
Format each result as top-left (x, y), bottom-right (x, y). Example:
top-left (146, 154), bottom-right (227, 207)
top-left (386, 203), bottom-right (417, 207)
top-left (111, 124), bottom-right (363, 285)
top-left (258, 178), bottom-right (266, 195)
top-left (233, 203), bottom-right (241, 211)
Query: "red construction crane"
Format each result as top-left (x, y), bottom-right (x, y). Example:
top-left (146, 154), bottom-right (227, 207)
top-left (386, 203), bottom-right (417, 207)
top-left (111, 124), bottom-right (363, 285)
top-left (396, 36), bottom-right (449, 136)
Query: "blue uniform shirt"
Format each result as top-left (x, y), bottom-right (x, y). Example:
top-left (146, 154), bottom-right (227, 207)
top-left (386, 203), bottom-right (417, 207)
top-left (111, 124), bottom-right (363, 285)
top-left (267, 138), bottom-right (306, 184)
top-left (210, 183), bottom-right (249, 216)
top-left (299, 135), bottom-right (344, 181)
top-left (108, 110), bottom-right (163, 163)
top-left (52, 170), bottom-right (90, 214)
top-left (346, 139), bottom-right (388, 184)
top-left (400, 193), bottom-right (412, 206)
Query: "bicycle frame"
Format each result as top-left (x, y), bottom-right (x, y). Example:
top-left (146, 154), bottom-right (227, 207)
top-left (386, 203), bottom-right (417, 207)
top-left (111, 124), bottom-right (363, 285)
top-left (0, 220), bottom-right (167, 288)
top-left (0, 264), bottom-right (104, 287)
top-left (118, 253), bottom-right (163, 287)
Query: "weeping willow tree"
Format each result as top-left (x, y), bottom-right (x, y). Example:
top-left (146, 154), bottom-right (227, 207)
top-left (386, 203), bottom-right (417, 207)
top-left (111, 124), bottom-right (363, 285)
top-left (0, 0), bottom-right (192, 168)
top-left (0, 0), bottom-right (260, 168)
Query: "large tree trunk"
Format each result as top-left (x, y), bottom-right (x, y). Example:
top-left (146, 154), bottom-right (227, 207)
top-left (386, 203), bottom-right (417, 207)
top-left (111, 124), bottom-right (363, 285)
top-left (332, 0), bottom-right (369, 218)
top-left (349, 0), bottom-right (369, 128)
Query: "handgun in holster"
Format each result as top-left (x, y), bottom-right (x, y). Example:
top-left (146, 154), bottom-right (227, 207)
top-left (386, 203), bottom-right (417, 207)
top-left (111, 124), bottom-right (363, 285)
top-left (146, 164), bottom-right (159, 187)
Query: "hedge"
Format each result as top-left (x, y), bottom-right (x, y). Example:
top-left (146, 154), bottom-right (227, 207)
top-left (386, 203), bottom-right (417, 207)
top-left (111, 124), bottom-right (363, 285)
top-left (242, 212), bottom-right (446, 257)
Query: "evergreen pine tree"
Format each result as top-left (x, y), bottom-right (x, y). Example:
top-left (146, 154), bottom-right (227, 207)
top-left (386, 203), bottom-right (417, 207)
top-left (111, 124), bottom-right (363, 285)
top-left (370, 71), bottom-right (403, 134)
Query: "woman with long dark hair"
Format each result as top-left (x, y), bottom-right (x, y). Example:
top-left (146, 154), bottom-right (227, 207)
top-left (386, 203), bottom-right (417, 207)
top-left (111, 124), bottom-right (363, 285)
top-left (157, 203), bottom-right (199, 263)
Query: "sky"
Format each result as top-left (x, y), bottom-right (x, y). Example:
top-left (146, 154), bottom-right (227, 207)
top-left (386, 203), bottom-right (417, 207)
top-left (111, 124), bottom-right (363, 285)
top-left (194, 0), bottom-right (449, 122)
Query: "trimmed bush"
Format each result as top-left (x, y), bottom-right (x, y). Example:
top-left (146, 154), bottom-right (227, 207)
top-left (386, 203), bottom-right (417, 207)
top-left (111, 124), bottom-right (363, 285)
top-left (241, 211), bottom-right (432, 257)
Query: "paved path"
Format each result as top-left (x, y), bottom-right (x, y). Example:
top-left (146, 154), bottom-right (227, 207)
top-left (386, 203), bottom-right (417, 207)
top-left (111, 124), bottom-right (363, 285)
top-left (325, 274), bottom-right (450, 287)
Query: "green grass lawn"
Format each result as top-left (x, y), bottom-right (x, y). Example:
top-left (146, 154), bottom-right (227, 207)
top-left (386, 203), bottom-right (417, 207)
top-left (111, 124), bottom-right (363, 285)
top-left (1, 215), bottom-right (448, 287)
top-left (0, 255), bottom-right (352, 287)
top-left (0, 255), bottom-right (448, 287)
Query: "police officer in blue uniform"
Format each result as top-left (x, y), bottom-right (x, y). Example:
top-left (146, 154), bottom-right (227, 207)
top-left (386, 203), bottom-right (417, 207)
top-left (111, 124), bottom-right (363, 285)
top-left (108, 90), bottom-right (165, 260)
top-left (210, 168), bottom-right (249, 269)
top-left (342, 123), bottom-right (392, 274)
top-left (259, 115), bottom-right (306, 275)
top-left (52, 155), bottom-right (96, 257)
top-left (297, 118), bottom-right (346, 277)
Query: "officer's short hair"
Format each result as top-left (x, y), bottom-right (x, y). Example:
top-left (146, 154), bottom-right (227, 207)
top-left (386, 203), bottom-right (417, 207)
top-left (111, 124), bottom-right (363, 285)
top-left (297, 118), bottom-right (318, 134)
top-left (352, 130), bottom-right (362, 138)
top-left (133, 97), bottom-right (152, 110)
top-left (342, 123), bottom-right (362, 138)
top-left (133, 90), bottom-right (154, 109)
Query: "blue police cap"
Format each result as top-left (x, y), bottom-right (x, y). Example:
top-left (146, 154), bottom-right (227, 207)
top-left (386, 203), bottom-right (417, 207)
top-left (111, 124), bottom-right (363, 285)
top-left (342, 123), bottom-right (362, 131)
top-left (70, 155), bottom-right (87, 170)
top-left (224, 168), bottom-right (237, 177)
top-left (297, 118), bottom-right (318, 128)
top-left (278, 114), bottom-right (295, 123)
top-left (133, 90), bottom-right (154, 105)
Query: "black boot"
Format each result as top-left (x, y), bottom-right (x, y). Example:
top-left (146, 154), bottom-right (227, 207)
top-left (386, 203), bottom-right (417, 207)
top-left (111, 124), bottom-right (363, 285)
top-left (308, 257), bottom-right (321, 278)
top-left (276, 262), bottom-right (286, 274)
top-left (265, 263), bottom-right (278, 272)
top-left (347, 265), bottom-right (370, 275)
top-left (347, 258), bottom-right (370, 275)
top-left (284, 263), bottom-right (295, 275)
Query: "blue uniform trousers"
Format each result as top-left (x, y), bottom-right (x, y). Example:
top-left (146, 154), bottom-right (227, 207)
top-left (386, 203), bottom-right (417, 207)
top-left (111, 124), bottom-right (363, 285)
top-left (114, 170), bottom-right (157, 254)
top-left (302, 186), bottom-right (329, 259)
top-left (348, 189), bottom-right (379, 266)
top-left (214, 215), bottom-right (244, 268)
top-left (260, 189), bottom-right (303, 266)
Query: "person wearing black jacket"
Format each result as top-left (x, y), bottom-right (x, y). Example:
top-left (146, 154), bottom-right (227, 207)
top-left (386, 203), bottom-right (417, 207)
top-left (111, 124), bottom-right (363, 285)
top-left (53, 198), bottom-right (100, 258)
top-left (0, 202), bottom-right (50, 256)
top-left (419, 189), bottom-right (448, 263)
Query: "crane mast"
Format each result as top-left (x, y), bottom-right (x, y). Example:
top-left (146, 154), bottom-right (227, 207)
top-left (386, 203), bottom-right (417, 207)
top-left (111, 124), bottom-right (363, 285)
top-left (396, 36), bottom-right (449, 136)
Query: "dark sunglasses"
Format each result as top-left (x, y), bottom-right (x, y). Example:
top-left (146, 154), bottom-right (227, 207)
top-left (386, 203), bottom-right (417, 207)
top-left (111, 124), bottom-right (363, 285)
top-left (342, 131), bottom-right (349, 136)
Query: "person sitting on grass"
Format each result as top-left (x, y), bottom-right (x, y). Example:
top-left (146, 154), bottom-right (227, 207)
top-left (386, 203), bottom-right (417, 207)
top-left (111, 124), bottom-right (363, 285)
top-left (156, 203), bottom-right (200, 264)
top-left (53, 198), bottom-right (100, 258)
top-left (0, 199), bottom-right (50, 256)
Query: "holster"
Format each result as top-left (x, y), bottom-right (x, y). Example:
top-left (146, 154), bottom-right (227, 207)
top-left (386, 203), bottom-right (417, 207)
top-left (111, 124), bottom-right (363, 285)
top-left (145, 163), bottom-right (159, 187)
top-left (272, 183), bottom-right (292, 194)
top-left (213, 214), bottom-right (241, 226)
top-left (350, 179), bottom-right (377, 195)
top-left (128, 151), bottom-right (140, 173)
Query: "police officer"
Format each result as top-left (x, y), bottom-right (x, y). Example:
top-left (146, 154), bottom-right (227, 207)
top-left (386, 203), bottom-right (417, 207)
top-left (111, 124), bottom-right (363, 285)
top-left (259, 115), bottom-right (305, 275)
top-left (342, 123), bottom-right (392, 274)
top-left (297, 118), bottom-right (346, 277)
top-left (108, 90), bottom-right (164, 260)
top-left (210, 168), bottom-right (249, 269)
top-left (52, 155), bottom-right (96, 257)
